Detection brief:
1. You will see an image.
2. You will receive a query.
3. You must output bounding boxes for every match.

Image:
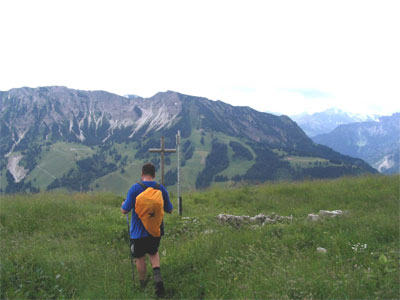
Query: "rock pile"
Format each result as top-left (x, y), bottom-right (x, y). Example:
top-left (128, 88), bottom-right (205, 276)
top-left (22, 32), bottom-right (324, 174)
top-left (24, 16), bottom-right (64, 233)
top-left (217, 213), bottom-right (293, 227)
top-left (307, 210), bottom-right (344, 221)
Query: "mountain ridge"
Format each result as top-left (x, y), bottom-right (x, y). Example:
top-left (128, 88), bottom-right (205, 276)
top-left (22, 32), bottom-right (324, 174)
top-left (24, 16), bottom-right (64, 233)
top-left (1, 86), bottom-right (311, 152)
top-left (290, 108), bottom-right (382, 137)
top-left (0, 86), bottom-right (377, 194)
top-left (312, 113), bottom-right (400, 174)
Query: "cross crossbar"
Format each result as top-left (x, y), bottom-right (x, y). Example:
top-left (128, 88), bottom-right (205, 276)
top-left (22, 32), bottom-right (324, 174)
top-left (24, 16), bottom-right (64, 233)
top-left (148, 136), bottom-right (176, 185)
top-left (149, 149), bottom-right (177, 153)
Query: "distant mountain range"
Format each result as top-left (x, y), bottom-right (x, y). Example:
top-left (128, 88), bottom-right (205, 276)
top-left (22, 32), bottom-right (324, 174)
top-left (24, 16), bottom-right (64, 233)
top-left (290, 108), bottom-right (381, 137)
top-left (0, 86), bottom-right (376, 194)
top-left (313, 113), bottom-right (400, 174)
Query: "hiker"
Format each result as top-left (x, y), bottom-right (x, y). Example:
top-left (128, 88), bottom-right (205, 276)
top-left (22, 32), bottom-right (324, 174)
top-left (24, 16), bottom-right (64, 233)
top-left (121, 162), bottom-right (173, 297)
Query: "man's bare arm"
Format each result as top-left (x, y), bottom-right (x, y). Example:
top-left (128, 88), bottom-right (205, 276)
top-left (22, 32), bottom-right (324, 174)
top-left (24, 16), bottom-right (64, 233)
top-left (121, 201), bottom-right (129, 214)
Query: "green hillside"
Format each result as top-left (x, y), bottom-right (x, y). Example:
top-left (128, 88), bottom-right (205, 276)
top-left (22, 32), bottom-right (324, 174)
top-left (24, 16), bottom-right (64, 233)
top-left (1, 128), bottom-right (376, 196)
top-left (1, 175), bottom-right (399, 299)
top-left (1, 87), bottom-right (378, 195)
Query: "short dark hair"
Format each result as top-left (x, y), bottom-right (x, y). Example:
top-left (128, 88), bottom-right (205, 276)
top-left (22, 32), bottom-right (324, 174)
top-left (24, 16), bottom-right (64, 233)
top-left (142, 162), bottom-right (155, 178)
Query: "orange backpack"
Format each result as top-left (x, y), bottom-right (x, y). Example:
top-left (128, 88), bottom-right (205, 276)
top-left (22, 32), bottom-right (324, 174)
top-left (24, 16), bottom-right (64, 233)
top-left (135, 182), bottom-right (164, 237)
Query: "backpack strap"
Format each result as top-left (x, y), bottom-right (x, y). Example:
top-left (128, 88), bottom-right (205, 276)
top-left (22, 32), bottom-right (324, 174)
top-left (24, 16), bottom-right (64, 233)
top-left (137, 182), bottom-right (148, 190)
top-left (137, 182), bottom-right (161, 190)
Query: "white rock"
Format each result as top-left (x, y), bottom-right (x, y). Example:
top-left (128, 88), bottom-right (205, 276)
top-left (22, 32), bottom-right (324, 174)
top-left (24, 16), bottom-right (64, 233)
top-left (317, 247), bottom-right (327, 253)
top-left (217, 213), bottom-right (291, 227)
top-left (318, 210), bottom-right (343, 217)
top-left (262, 217), bottom-right (276, 226)
top-left (307, 214), bottom-right (320, 221)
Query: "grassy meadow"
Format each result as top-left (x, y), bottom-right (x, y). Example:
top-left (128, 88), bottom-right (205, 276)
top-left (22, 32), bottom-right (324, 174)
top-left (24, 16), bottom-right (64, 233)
top-left (1, 175), bottom-right (399, 299)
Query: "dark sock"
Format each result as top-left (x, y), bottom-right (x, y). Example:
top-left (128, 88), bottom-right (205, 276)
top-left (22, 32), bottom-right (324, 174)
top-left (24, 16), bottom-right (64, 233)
top-left (153, 267), bottom-right (162, 283)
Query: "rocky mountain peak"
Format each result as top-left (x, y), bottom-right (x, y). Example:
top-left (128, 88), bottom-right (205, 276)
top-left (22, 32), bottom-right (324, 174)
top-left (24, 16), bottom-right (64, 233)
top-left (1, 86), bottom-right (377, 193)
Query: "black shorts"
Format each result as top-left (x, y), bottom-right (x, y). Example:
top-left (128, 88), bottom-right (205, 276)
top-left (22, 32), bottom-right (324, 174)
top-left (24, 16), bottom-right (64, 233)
top-left (130, 236), bottom-right (161, 258)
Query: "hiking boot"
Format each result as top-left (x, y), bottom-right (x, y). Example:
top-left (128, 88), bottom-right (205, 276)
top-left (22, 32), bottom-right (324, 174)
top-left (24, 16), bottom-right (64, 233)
top-left (155, 281), bottom-right (165, 298)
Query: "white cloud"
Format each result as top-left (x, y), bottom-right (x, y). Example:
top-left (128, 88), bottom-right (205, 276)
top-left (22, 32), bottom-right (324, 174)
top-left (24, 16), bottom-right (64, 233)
top-left (0, 0), bottom-right (399, 115)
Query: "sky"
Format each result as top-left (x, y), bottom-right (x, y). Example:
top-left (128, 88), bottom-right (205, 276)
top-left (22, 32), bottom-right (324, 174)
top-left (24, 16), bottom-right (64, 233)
top-left (1, 0), bottom-right (399, 115)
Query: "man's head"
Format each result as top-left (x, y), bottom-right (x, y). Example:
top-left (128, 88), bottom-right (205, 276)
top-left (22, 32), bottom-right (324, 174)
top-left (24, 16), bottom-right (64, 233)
top-left (142, 162), bottom-right (156, 179)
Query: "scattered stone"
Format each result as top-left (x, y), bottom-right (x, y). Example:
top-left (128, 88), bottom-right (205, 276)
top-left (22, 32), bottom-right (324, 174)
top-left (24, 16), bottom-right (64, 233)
top-left (262, 217), bottom-right (276, 225)
top-left (307, 210), bottom-right (346, 221)
top-left (317, 247), bottom-right (327, 253)
top-left (307, 214), bottom-right (320, 221)
top-left (318, 210), bottom-right (343, 218)
top-left (217, 213), bottom-right (293, 227)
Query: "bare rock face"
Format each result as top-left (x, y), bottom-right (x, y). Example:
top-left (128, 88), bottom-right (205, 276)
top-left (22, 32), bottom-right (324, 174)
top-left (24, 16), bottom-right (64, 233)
top-left (0, 87), bottom-right (183, 151)
top-left (217, 213), bottom-right (293, 227)
top-left (1, 87), bottom-right (311, 157)
top-left (7, 155), bottom-right (29, 182)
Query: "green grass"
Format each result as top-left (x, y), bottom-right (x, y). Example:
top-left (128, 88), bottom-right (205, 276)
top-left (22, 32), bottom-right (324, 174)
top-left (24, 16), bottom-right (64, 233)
top-left (176, 131), bottom-right (257, 192)
top-left (3, 134), bottom-right (357, 196)
top-left (0, 168), bottom-right (7, 191)
top-left (92, 169), bottom-right (136, 192)
top-left (25, 142), bottom-right (96, 191)
top-left (1, 175), bottom-right (399, 299)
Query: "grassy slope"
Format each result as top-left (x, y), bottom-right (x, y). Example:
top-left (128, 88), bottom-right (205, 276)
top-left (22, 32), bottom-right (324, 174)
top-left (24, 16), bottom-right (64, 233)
top-left (26, 142), bottom-right (96, 191)
top-left (2, 130), bottom-right (375, 195)
top-left (90, 131), bottom-right (256, 195)
top-left (0, 168), bottom-right (6, 191)
top-left (1, 175), bottom-right (399, 299)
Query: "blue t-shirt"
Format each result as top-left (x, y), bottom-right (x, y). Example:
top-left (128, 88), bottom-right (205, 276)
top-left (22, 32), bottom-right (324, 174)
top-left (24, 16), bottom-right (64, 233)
top-left (122, 181), bottom-right (173, 239)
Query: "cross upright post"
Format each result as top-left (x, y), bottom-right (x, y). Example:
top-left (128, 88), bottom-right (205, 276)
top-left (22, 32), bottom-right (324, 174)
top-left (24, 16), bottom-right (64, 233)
top-left (176, 130), bottom-right (182, 215)
top-left (149, 136), bottom-right (176, 186)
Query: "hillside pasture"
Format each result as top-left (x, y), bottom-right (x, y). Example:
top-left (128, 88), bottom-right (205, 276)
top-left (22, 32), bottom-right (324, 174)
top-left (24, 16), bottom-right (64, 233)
top-left (1, 175), bottom-right (398, 299)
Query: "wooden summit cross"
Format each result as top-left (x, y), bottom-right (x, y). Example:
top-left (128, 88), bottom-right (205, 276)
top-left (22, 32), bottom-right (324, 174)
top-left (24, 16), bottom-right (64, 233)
top-left (149, 136), bottom-right (176, 186)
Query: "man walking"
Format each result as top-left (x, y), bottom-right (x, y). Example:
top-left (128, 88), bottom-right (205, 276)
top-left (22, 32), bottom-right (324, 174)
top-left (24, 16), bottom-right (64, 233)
top-left (121, 162), bottom-right (173, 298)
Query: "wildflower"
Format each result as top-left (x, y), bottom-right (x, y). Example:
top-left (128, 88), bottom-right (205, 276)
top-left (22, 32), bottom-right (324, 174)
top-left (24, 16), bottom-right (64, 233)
top-left (351, 243), bottom-right (368, 252)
